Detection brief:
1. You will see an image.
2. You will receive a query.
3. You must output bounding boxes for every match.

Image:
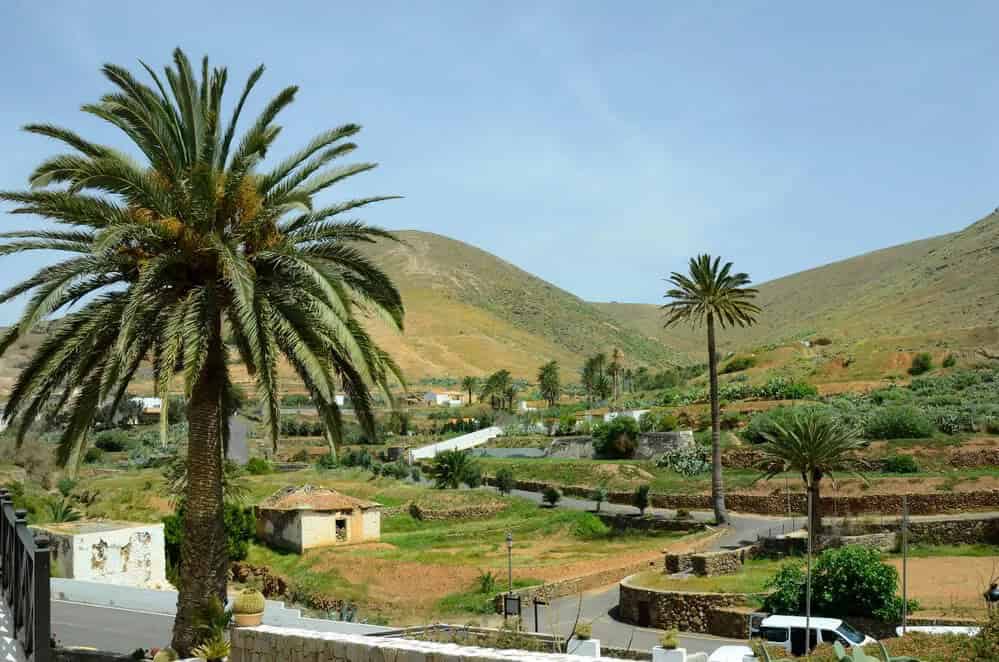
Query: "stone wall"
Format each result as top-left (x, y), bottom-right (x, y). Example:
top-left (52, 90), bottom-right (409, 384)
top-left (496, 558), bottom-right (661, 611)
top-left (546, 437), bottom-right (595, 459)
top-left (231, 625), bottom-right (630, 662)
top-left (634, 432), bottom-right (694, 460)
top-left (618, 577), bottom-right (745, 633)
top-left (707, 607), bottom-right (756, 639)
top-left (666, 546), bottom-right (758, 577)
top-left (664, 553), bottom-right (692, 574)
top-left (597, 514), bottom-right (704, 535)
top-left (949, 448), bottom-right (999, 468)
top-left (408, 502), bottom-right (508, 521)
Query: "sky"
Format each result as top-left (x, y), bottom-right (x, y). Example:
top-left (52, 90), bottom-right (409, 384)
top-left (2, 1), bottom-right (999, 324)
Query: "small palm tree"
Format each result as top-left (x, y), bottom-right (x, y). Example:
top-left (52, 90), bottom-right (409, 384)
top-left (431, 449), bottom-right (478, 489)
top-left (0, 50), bottom-right (403, 652)
top-left (758, 407), bottom-right (866, 533)
top-left (662, 255), bottom-right (760, 525)
top-left (461, 376), bottom-right (479, 404)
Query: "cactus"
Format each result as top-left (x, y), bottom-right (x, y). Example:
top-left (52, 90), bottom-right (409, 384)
top-left (574, 622), bottom-right (592, 640)
top-left (232, 588), bottom-right (266, 614)
top-left (152, 648), bottom-right (178, 662)
top-left (660, 629), bottom-right (679, 650)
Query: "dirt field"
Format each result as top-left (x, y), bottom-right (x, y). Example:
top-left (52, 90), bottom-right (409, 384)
top-left (887, 556), bottom-right (995, 618)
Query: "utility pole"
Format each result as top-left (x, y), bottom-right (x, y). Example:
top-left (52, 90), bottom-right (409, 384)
top-left (805, 490), bottom-right (813, 656)
top-left (506, 532), bottom-right (513, 594)
top-left (902, 495), bottom-right (909, 635)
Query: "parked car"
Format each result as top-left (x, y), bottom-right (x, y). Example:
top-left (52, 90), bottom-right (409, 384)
top-left (757, 615), bottom-right (875, 656)
top-left (707, 645), bottom-right (754, 662)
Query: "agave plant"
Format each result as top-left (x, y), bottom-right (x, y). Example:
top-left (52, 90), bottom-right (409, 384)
top-left (0, 49), bottom-right (404, 652)
top-left (46, 497), bottom-right (82, 523)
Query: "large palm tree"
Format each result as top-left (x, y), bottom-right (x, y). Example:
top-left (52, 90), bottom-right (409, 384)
top-left (758, 407), bottom-right (866, 534)
top-left (0, 50), bottom-right (404, 653)
top-left (608, 347), bottom-right (623, 400)
top-left (662, 255), bottom-right (759, 525)
top-left (537, 360), bottom-right (560, 408)
top-left (461, 375), bottom-right (479, 404)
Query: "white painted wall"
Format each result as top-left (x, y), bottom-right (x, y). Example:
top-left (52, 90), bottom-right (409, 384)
top-left (362, 509), bottom-right (380, 539)
top-left (408, 426), bottom-right (503, 460)
top-left (43, 523), bottom-right (166, 587)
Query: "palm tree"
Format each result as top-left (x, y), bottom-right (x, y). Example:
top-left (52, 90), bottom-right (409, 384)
top-left (480, 369), bottom-right (513, 410)
top-left (461, 376), bottom-right (479, 405)
top-left (662, 255), bottom-right (760, 525)
top-left (0, 50), bottom-right (404, 653)
top-left (758, 407), bottom-right (866, 534)
top-left (431, 449), bottom-right (478, 489)
top-left (608, 348), bottom-right (623, 400)
top-left (537, 360), bottom-right (560, 407)
top-left (580, 353), bottom-right (607, 406)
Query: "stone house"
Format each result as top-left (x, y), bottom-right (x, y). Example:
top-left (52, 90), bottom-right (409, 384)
top-left (32, 520), bottom-right (167, 588)
top-left (256, 486), bottom-right (381, 552)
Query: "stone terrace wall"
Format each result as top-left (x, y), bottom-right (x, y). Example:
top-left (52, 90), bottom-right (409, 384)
top-left (408, 502), bottom-right (507, 521)
top-left (546, 437), bottom-right (595, 459)
top-left (824, 515), bottom-right (999, 545)
top-left (618, 577), bottom-right (745, 633)
top-left (596, 514), bottom-right (705, 535)
top-left (231, 625), bottom-right (630, 662)
top-left (665, 546), bottom-right (758, 577)
top-left (634, 432), bottom-right (694, 460)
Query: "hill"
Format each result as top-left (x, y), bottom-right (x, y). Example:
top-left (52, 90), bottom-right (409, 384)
top-left (595, 211), bottom-right (999, 363)
top-left (360, 231), bottom-right (678, 379)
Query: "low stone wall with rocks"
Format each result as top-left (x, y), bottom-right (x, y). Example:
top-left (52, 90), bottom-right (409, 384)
top-left (597, 514), bottom-right (705, 535)
top-left (707, 606), bottom-right (756, 639)
top-left (408, 502), bottom-right (507, 521)
top-left (822, 515), bottom-right (999, 546)
top-left (496, 558), bottom-right (661, 611)
top-left (231, 625), bottom-right (630, 662)
top-left (546, 436), bottom-right (595, 459)
top-left (618, 576), bottom-right (747, 633)
top-left (665, 545), bottom-right (758, 576)
top-left (949, 448), bottom-right (999, 468)
top-left (634, 432), bottom-right (694, 460)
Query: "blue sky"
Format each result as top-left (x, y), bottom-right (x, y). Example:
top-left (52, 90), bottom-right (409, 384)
top-left (2, 1), bottom-right (998, 325)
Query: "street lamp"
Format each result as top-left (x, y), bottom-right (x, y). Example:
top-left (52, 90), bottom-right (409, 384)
top-left (506, 532), bottom-right (514, 594)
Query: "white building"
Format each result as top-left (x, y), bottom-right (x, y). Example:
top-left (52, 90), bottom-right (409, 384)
top-left (423, 391), bottom-right (463, 407)
top-left (33, 520), bottom-right (167, 588)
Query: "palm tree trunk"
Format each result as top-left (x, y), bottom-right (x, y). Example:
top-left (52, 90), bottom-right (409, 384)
top-left (160, 393), bottom-right (169, 447)
top-left (808, 472), bottom-right (822, 535)
top-left (707, 313), bottom-right (729, 525)
top-left (171, 325), bottom-right (228, 655)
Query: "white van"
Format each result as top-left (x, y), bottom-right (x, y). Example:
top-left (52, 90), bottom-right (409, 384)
top-left (758, 615), bottom-right (875, 656)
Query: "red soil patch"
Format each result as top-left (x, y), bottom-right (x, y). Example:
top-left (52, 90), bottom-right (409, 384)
top-left (886, 557), bottom-right (993, 618)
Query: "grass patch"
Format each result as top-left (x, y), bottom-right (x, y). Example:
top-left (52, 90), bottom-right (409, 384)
top-left (436, 577), bottom-right (542, 615)
top-left (898, 543), bottom-right (999, 558)
top-left (628, 559), bottom-right (785, 594)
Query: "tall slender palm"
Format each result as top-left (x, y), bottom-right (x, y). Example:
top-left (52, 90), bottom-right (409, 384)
top-left (0, 50), bottom-right (404, 652)
top-left (662, 255), bottom-right (759, 524)
top-left (758, 407), bottom-right (866, 534)
top-left (537, 360), bottom-right (560, 408)
top-left (461, 375), bottom-right (479, 405)
top-left (608, 347), bottom-right (623, 401)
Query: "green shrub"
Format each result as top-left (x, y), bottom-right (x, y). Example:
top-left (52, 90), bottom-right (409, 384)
top-left (542, 486), bottom-right (561, 507)
top-left (494, 468), bottom-right (515, 495)
top-left (942, 353), bottom-right (957, 368)
top-left (164, 503), bottom-right (255, 565)
top-left (592, 486), bottom-right (608, 511)
top-left (813, 337), bottom-right (833, 346)
top-left (743, 406), bottom-right (808, 444)
top-left (722, 356), bottom-right (756, 374)
top-left (755, 376), bottom-right (818, 400)
top-left (572, 512), bottom-right (610, 540)
top-left (639, 409), bottom-right (678, 433)
top-left (632, 484), bottom-right (651, 515)
top-left (592, 416), bottom-right (639, 459)
top-left (811, 545), bottom-right (915, 621)
top-left (244, 457), bottom-right (272, 475)
top-left (970, 611), bottom-right (999, 661)
top-left (315, 453), bottom-right (338, 470)
top-left (382, 461), bottom-right (411, 480)
top-left (762, 562), bottom-right (805, 614)
top-left (410, 466), bottom-right (422, 482)
top-left (908, 352), bottom-right (933, 376)
top-left (656, 444), bottom-right (710, 476)
top-left (84, 447), bottom-right (105, 464)
top-left (864, 405), bottom-right (934, 439)
top-left (881, 454), bottom-right (919, 474)
top-left (94, 430), bottom-right (132, 453)
top-left (57, 477), bottom-right (77, 498)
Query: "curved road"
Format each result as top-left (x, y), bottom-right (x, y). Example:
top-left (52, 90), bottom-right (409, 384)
top-left (498, 487), bottom-right (798, 656)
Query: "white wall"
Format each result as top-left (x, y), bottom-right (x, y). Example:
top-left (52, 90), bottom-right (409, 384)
top-left (409, 426), bottom-right (503, 460)
top-left (362, 510), bottom-right (380, 540)
top-left (44, 523), bottom-right (166, 587)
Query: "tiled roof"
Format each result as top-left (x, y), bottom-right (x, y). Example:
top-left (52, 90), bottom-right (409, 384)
top-left (258, 485), bottom-right (379, 512)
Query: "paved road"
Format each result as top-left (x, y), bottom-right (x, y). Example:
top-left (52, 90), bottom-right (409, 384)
top-left (53, 601), bottom-right (173, 652)
top-left (497, 487), bottom-right (797, 655)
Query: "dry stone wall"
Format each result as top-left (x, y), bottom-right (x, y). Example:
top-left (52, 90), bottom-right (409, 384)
top-left (618, 577), bottom-right (746, 633)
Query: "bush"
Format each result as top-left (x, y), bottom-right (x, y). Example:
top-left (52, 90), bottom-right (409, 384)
top-left (341, 449), bottom-right (372, 468)
top-left (94, 430), bottom-right (132, 453)
top-left (743, 406), bottom-right (808, 444)
top-left (164, 503), bottom-right (255, 565)
top-left (494, 468), bottom-right (515, 495)
top-left (864, 405), bottom-right (934, 439)
top-left (572, 512), bottom-right (610, 540)
top-left (942, 353), bottom-right (957, 368)
top-left (315, 453), bottom-right (338, 470)
top-left (381, 461), bottom-right (411, 480)
top-left (84, 447), bottom-right (105, 464)
top-left (762, 563), bottom-right (805, 614)
top-left (57, 477), bottom-right (77, 499)
top-left (244, 457), bottom-right (272, 475)
top-left (755, 376), bottom-right (818, 400)
top-left (656, 444), bottom-right (710, 476)
top-left (881, 454), bottom-right (919, 474)
top-left (410, 466), bottom-right (422, 482)
top-left (632, 484), bottom-right (651, 515)
top-left (970, 611), bottom-right (999, 661)
top-left (592, 486), bottom-right (608, 512)
top-left (542, 486), bottom-right (561, 507)
top-left (813, 337), bottom-right (833, 346)
top-left (908, 352), bottom-right (933, 376)
top-left (811, 545), bottom-right (914, 621)
top-left (592, 416), bottom-right (639, 459)
top-left (722, 356), bottom-right (756, 374)
top-left (555, 413), bottom-right (578, 436)
top-left (639, 409), bottom-right (678, 433)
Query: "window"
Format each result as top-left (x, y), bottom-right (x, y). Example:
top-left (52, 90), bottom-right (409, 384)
top-left (821, 630), bottom-right (843, 644)
top-left (836, 623), bottom-right (865, 645)
top-left (761, 627), bottom-right (788, 643)
top-left (335, 518), bottom-right (348, 542)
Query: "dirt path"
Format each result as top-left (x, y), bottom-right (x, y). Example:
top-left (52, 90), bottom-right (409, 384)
top-left (887, 556), bottom-right (995, 618)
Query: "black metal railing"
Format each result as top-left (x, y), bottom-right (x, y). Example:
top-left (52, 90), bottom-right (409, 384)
top-left (0, 488), bottom-right (50, 662)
